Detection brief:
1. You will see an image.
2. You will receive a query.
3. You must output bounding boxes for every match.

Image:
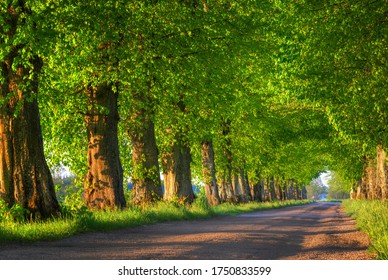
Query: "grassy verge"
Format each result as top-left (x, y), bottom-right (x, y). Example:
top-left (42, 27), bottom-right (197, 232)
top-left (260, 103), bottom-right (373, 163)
top-left (0, 199), bottom-right (311, 244)
top-left (342, 199), bottom-right (388, 260)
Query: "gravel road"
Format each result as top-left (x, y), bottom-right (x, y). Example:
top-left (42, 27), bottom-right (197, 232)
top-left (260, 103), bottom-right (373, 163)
top-left (0, 202), bottom-right (374, 260)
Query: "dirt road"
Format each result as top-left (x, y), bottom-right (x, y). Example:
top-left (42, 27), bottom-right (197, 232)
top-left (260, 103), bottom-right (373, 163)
top-left (0, 202), bottom-right (373, 260)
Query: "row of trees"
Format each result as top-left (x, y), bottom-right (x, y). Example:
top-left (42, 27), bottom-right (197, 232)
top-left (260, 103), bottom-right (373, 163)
top-left (1, 0), bottom-right (386, 219)
top-left (286, 0), bottom-right (388, 200)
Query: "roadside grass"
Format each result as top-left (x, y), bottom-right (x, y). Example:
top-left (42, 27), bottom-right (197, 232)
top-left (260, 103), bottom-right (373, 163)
top-left (212, 199), bottom-right (308, 215)
top-left (342, 199), bottom-right (388, 260)
top-left (0, 198), bottom-right (311, 244)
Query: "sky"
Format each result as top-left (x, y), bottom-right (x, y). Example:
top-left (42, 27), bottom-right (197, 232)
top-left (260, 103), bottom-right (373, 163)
top-left (319, 171), bottom-right (331, 188)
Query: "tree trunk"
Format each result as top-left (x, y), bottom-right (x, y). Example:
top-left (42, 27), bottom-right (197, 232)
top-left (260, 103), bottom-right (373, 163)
top-left (232, 173), bottom-right (242, 202)
top-left (249, 175), bottom-right (263, 202)
top-left (273, 177), bottom-right (281, 200)
top-left (162, 142), bottom-right (194, 203)
top-left (84, 84), bottom-right (126, 209)
top-left (231, 169), bottom-right (250, 203)
top-left (299, 185), bottom-right (303, 199)
top-left (128, 114), bottom-right (162, 204)
top-left (295, 181), bottom-right (301, 199)
top-left (301, 185), bottom-right (307, 199)
top-left (239, 169), bottom-right (251, 201)
top-left (201, 140), bottom-right (221, 206)
top-left (284, 180), bottom-right (291, 200)
top-left (264, 178), bottom-right (271, 201)
top-left (0, 55), bottom-right (60, 218)
top-left (217, 120), bottom-right (235, 203)
top-left (218, 171), bottom-right (234, 203)
top-left (366, 163), bottom-right (377, 199)
top-left (376, 145), bottom-right (387, 201)
top-left (281, 184), bottom-right (286, 201)
top-left (289, 180), bottom-right (294, 199)
top-left (357, 176), bottom-right (368, 200)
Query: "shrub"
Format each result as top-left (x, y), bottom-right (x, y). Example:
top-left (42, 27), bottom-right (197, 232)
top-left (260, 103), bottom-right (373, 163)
top-left (56, 184), bottom-right (90, 219)
top-left (0, 199), bottom-right (28, 223)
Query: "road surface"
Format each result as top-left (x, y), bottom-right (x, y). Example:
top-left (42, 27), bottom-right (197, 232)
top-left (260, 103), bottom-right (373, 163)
top-left (0, 202), bottom-right (373, 259)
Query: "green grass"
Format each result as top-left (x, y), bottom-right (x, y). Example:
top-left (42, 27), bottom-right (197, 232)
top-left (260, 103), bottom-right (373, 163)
top-left (0, 199), bottom-right (311, 244)
top-left (342, 199), bottom-right (388, 260)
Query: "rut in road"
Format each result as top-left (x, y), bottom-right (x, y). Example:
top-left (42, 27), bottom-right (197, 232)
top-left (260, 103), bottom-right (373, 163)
top-left (0, 202), bottom-right (373, 260)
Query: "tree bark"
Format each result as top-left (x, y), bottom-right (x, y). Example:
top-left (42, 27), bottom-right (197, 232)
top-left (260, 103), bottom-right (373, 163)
top-left (366, 163), bottom-right (377, 199)
top-left (232, 173), bottom-right (242, 202)
top-left (0, 3), bottom-right (60, 218)
top-left (376, 145), bottom-right (387, 201)
top-left (281, 184), bottom-right (286, 201)
top-left (284, 183), bottom-right (289, 200)
top-left (249, 174), bottom-right (263, 202)
top-left (301, 185), bottom-right (307, 199)
top-left (295, 181), bottom-right (301, 199)
top-left (240, 169), bottom-right (251, 201)
top-left (231, 169), bottom-right (249, 202)
top-left (268, 177), bottom-right (275, 201)
top-left (358, 156), bottom-right (373, 200)
top-left (162, 142), bottom-right (194, 203)
top-left (273, 178), bottom-right (281, 200)
top-left (357, 176), bottom-right (368, 200)
top-left (84, 84), bottom-right (126, 209)
top-left (201, 140), bottom-right (221, 206)
top-left (128, 114), bottom-right (162, 204)
top-left (0, 84), bottom-right (60, 218)
top-left (217, 120), bottom-right (235, 203)
top-left (218, 162), bottom-right (235, 202)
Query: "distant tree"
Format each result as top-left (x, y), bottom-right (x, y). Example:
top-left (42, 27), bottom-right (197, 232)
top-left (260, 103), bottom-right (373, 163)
top-left (327, 172), bottom-right (352, 200)
top-left (306, 177), bottom-right (328, 200)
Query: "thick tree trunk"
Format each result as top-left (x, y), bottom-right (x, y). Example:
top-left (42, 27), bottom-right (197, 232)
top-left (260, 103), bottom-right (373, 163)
top-left (289, 180), bottom-right (294, 199)
top-left (162, 142), bottom-right (194, 203)
top-left (295, 181), bottom-right (301, 199)
top-left (268, 177), bottom-right (276, 201)
top-left (284, 180), bottom-right (291, 200)
top-left (264, 178), bottom-right (271, 201)
top-left (219, 164), bottom-right (235, 203)
top-left (249, 175), bottom-right (263, 202)
top-left (201, 140), bottom-right (220, 206)
top-left (376, 145), bottom-right (387, 201)
top-left (366, 163), bottom-right (377, 199)
top-left (357, 176), bottom-right (369, 200)
top-left (240, 169), bottom-right (251, 201)
top-left (276, 178), bottom-right (281, 201)
top-left (0, 58), bottom-right (60, 218)
top-left (301, 185), bottom-right (307, 199)
top-left (232, 173), bottom-right (243, 202)
top-left (128, 114), bottom-right (162, 204)
top-left (218, 172), bottom-right (234, 203)
top-left (299, 184), bottom-right (303, 199)
top-left (217, 121), bottom-right (235, 203)
top-left (231, 169), bottom-right (250, 203)
top-left (358, 156), bottom-right (373, 200)
top-left (281, 184), bottom-right (286, 201)
top-left (84, 84), bottom-right (126, 209)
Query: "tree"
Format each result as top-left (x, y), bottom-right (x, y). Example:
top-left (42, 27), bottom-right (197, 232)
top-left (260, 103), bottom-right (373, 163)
top-left (40, 0), bottom-right (128, 209)
top-left (285, 0), bottom-right (388, 199)
top-left (0, 1), bottom-right (60, 218)
top-left (201, 139), bottom-right (221, 205)
top-left (127, 94), bottom-right (162, 204)
top-left (327, 171), bottom-right (351, 200)
top-left (306, 177), bottom-right (328, 200)
top-left (84, 84), bottom-right (125, 209)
